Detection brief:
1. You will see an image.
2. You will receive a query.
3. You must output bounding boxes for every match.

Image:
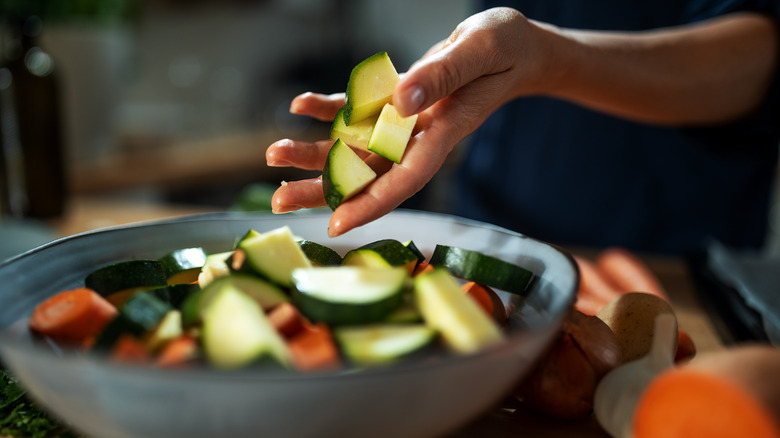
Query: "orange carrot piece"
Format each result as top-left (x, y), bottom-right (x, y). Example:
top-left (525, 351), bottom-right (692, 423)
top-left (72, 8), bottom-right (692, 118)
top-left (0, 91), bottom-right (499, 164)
top-left (633, 368), bottom-right (780, 438)
top-left (596, 247), bottom-right (669, 300)
top-left (574, 255), bottom-right (622, 304)
top-left (29, 287), bottom-right (118, 344)
top-left (412, 262), bottom-right (434, 278)
top-left (268, 302), bottom-right (308, 339)
top-left (461, 281), bottom-right (507, 327)
top-left (674, 329), bottom-right (696, 363)
top-left (288, 322), bottom-right (341, 372)
top-left (156, 334), bottom-right (199, 368)
top-left (110, 335), bottom-right (150, 364)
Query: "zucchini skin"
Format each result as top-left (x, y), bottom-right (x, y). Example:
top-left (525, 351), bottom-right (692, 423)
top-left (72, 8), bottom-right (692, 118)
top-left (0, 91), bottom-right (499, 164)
top-left (85, 260), bottom-right (167, 296)
top-left (429, 245), bottom-right (534, 295)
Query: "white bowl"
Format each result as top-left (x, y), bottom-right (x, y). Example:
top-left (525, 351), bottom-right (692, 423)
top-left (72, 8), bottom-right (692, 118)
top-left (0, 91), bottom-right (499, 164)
top-left (0, 210), bottom-right (577, 438)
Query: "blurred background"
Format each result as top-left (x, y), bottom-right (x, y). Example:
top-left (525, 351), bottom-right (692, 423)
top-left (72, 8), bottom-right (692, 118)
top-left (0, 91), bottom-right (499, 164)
top-left (1, 0), bottom-right (779, 257)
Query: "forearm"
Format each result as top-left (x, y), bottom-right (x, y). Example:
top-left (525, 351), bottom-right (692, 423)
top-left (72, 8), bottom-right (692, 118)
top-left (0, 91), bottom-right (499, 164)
top-left (535, 13), bottom-right (780, 125)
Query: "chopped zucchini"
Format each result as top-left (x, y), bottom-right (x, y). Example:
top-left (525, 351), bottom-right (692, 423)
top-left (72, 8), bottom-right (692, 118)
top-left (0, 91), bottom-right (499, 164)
top-left (185, 273), bottom-right (289, 328)
top-left (343, 52), bottom-right (400, 125)
top-left (414, 268), bottom-right (503, 354)
top-left (334, 324), bottom-right (436, 366)
top-left (158, 247), bottom-right (208, 285)
top-left (92, 292), bottom-right (172, 351)
top-left (291, 266), bottom-right (408, 326)
top-left (85, 260), bottom-right (167, 296)
top-left (322, 138), bottom-right (377, 210)
top-left (148, 283), bottom-right (199, 309)
top-left (329, 105), bottom-right (376, 150)
top-left (429, 245), bottom-right (534, 295)
top-left (298, 240), bottom-right (343, 266)
top-left (342, 239), bottom-right (420, 275)
top-left (197, 251), bottom-right (233, 288)
top-left (145, 310), bottom-right (183, 352)
top-left (239, 226), bottom-right (312, 287)
top-left (202, 286), bottom-right (290, 369)
top-left (366, 103), bottom-right (417, 163)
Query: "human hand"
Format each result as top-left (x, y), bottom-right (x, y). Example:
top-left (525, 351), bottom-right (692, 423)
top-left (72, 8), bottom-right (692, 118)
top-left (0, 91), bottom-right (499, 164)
top-left (266, 7), bottom-right (556, 237)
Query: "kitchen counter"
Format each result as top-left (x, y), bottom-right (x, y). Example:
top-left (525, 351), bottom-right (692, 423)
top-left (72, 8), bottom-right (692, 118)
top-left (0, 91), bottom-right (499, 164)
top-left (21, 195), bottom-right (726, 438)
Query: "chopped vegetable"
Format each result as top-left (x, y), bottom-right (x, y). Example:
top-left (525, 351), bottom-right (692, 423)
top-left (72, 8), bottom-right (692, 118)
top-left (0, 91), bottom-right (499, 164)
top-left (288, 322), bottom-right (342, 372)
top-left (515, 310), bottom-right (621, 419)
top-left (28, 287), bottom-right (118, 344)
top-left (596, 247), bottom-right (669, 301)
top-left (633, 368), bottom-right (780, 438)
top-left (461, 282), bottom-right (507, 328)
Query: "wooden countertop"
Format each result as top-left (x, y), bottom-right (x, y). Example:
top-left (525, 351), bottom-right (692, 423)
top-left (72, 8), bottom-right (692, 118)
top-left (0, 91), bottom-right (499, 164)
top-left (41, 195), bottom-right (725, 438)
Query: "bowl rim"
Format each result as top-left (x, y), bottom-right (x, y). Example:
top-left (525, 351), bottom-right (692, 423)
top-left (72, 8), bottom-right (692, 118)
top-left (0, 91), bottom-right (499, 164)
top-left (0, 209), bottom-right (579, 381)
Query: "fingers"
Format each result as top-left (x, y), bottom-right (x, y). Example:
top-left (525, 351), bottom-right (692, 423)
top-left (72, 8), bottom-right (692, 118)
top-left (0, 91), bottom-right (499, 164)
top-left (266, 139), bottom-right (334, 170)
top-left (271, 177), bottom-right (326, 213)
top-left (290, 92), bottom-right (345, 122)
top-left (393, 8), bottom-right (526, 117)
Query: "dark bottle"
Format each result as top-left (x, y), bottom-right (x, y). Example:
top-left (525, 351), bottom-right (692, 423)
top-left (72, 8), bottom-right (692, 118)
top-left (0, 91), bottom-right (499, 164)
top-left (0, 15), bottom-right (66, 219)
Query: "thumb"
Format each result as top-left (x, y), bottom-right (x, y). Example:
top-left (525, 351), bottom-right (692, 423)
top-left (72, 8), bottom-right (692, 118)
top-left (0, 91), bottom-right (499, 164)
top-left (393, 36), bottom-right (489, 117)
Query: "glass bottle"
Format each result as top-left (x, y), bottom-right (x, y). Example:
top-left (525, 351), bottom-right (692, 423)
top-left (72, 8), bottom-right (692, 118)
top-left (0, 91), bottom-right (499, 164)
top-left (0, 15), bottom-right (66, 219)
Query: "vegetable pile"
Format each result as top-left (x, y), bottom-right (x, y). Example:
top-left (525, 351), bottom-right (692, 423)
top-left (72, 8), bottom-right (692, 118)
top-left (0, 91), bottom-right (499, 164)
top-left (515, 246), bottom-right (780, 438)
top-left (26, 225), bottom-right (534, 372)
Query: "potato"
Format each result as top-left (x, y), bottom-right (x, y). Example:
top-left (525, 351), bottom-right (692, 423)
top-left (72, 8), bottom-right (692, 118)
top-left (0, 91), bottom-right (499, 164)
top-left (597, 292), bottom-right (677, 363)
top-left (515, 309), bottom-right (622, 419)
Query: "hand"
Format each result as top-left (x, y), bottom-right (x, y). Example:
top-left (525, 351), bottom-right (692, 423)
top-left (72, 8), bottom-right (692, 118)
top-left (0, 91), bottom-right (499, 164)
top-left (266, 8), bottom-right (551, 237)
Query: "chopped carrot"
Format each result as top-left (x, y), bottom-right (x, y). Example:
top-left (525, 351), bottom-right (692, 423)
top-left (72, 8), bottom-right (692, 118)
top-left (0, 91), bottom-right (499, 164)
top-left (288, 322), bottom-right (341, 372)
top-left (674, 329), bottom-right (696, 363)
top-left (268, 302), bottom-right (309, 339)
top-left (156, 334), bottom-right (199, 368)
top-left (110, 335), bottom-right (150, 364)
top-left (28, 287), bottom-right (118, 344)
top-left (461, 281), bottom-right (507, 327)
top-left (596, 247), bottom-right (669, 301)
top-left (633, 368), bottom-right (780, 438)
top-left (574, 255), bottom-right (621, 304)
top-left (412, 262), bottom-right (434, 277)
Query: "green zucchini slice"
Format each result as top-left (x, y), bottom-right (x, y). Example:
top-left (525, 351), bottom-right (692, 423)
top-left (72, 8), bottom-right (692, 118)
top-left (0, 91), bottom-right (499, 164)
top-left (322, 139), bottom-right (377, 210)
top-left (202, 286), bottom-right (290, 369)
top-left (330, 105), bottom-right (376, 150)
top-left (85, 260), bottom-right (167, 296)
top-left (414, 268), bottom-right (503, 354)
top-left (343, 51), bottom-right (400, 125)
top-left (297, 240), bottom-right (343, 266)
top-left (92, 292), bottom-right (172, 351)
top-left (342, 239), bottom-right (420, 274)
top-left (366, 103), bottom-right (417, 163)
top-left (158, 247), bottom-right (208, 285)
top-left (429, 245), bottom-right (534, 295)
top-left (291, 266), bottom-right (408, 326)
top-left (334, 324), bottom-right (436, 366)
top-left (239, 225), bottom-right (312, 287)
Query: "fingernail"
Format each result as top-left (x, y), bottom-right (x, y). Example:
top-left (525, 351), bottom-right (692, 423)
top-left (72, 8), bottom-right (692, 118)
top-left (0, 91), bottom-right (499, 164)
top-left (273, 204), bottom-right (304, 214)
top-left (400, 84), bottom-right (425, 115)
top-left (268, 159), bottom-right (292, 167)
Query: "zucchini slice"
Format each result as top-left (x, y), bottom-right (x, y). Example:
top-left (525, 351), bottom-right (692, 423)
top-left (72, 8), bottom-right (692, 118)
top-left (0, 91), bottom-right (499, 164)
top-left (148, 283), bottom-right (199, 309)
top-left (343, 51), bottom-right (400, 125)
top-left (414, 268), bottom-right (503, 354)
top-left (366, 103), bottom-right (417, 163)
top-left (342, 239), bottom-right (420, 275)
top-left (185, 273), bottom-right (289, 327)
top-left (158, 247), bottom-right (208, 285)
top-left (197, 251), bottom-right (233, 288)
top-left (429, 245), bottom-right (534, 295)
top-left (85, 260), bottom-right (167, 296)
top-left (92, 292), bottom-right (173, 351)
top-left (329, 106), bottom-right (376, 150)
top-left (202, 286), bottom-right (290, 369)
top-left (298, 240), bottom-right (343, 266)
top-left (239, 226), bottom-right (312, 287)
top-left (334, 324), bottom-right (436, 366)
top-left (322, 138), bottom-right (377, 210)
top-left (291, 266), bottom-right (408, 326)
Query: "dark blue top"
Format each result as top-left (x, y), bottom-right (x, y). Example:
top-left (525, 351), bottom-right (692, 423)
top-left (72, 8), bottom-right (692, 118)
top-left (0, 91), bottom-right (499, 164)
top-left (453, 0), bottom-right (780, 255)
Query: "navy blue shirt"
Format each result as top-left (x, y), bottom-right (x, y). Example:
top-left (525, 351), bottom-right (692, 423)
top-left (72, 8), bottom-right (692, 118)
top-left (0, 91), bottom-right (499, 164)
top-left (453, 0), bottom-right (780, 255)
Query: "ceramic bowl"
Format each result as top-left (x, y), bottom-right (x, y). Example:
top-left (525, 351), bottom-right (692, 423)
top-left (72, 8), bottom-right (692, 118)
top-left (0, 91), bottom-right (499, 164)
top-left (0, 210), bottom-right (577, 438)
